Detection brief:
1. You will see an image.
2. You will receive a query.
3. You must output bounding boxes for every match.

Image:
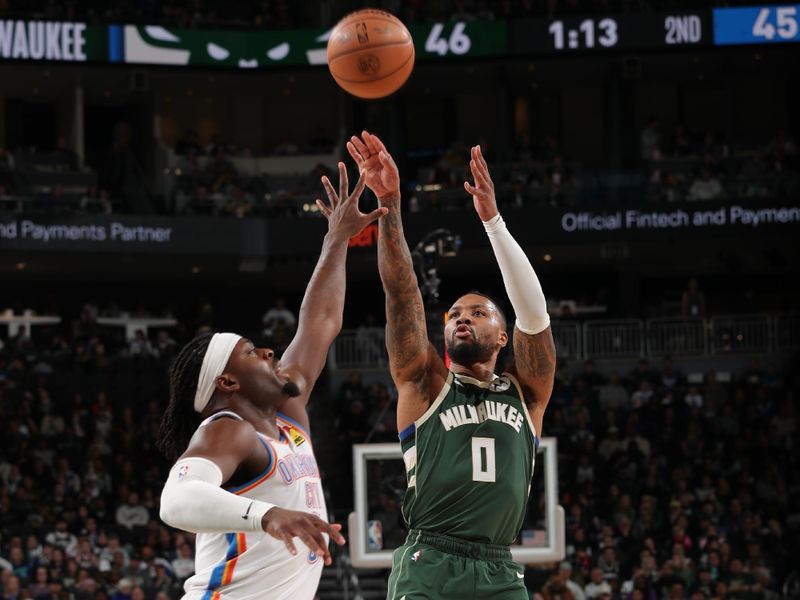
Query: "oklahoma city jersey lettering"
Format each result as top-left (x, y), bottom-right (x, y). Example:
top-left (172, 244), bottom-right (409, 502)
top-left (182, 411), bottom-right (326, 600)
top-left (400, 372), bottom-right (538, 546)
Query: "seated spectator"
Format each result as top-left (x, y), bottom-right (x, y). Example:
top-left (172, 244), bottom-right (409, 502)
top-left (205, 133), bottom-right (229, 157)
top-left (262, 297), bottom-right (297, 338)
top-left (687, 168), bottom-right (724, 201)
top-left (585, 567), bottom-right (612, 599)
top-left (128, 330), bottom-right (155, 358)
top-left (273, 137), bottom-right (300, 156)
top-left (659, 357), bottom-right (683, 392)
top-left (170, 544), bottom-right (193, 582)
top-left (222, 185), bottom-right (254, 219)
top-left (115, 493), bottom-right (149, 533)
top-left (738, 151), bottom-right (771, 198)
top-left (546, 155), bottom-right (577, 206)
top-left (599, 372), bottom-right (629, 411)
top-left (648, 171), bottom-right (684, 203)
top-left (670, 124), bottom-right (692, 157)
top-left (640, 117), bottom-right (661, 161)
top-left (681, 278), bottom-right (706, 319)
top-left (45, 521), bottom-right (77, 556)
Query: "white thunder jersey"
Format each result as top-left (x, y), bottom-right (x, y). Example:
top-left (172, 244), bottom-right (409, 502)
top-left (182, 411), bottom-right (327, 600)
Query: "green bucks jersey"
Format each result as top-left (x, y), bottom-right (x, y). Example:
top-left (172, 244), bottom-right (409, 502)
top-left (399, 371), bottom-right (538, 546)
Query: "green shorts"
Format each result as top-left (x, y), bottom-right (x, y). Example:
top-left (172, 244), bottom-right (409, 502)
top-left (386, 530), bottom-right (528, 600)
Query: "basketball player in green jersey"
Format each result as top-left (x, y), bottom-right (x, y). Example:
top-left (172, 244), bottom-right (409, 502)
top-left (348, 132), bottom-right (555, 600)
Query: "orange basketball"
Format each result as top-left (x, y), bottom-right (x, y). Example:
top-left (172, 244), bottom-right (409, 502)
top-left (326, 9), bottom-right (415, 100)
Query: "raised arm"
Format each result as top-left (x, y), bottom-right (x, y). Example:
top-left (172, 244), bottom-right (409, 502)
top-left (464, 145), bottom-right (556, 435)
top-left (347, 132), bottom-right (447, 430)
top-left (280, 163), bottom-right (387, 411)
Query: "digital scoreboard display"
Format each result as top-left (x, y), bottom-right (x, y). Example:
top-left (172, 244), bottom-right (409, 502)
top-left (510, 11), bottom-right (712, 55)
top-left (714, 5), bottom-right (800, 45)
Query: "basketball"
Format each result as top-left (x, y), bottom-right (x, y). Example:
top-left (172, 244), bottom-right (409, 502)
top-left (326, 9), bottom-right (415, 99)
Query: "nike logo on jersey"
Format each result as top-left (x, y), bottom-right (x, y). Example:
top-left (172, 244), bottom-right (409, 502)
top-left (517, 572), bottom-right (525, 579)
top-left (439, 400), bottom-right (524, 433)
top-left (242, 501), bottom-right (253, 520)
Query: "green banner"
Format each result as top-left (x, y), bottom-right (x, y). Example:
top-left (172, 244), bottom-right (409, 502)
top-left (115, 21), bottom-right (506, 68)
top-left (0, 19), bottom-right (506, 68)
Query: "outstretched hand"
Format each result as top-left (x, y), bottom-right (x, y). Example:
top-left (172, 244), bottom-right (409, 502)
top-left (346, 131), bottom-right (401, 204)
top-left (464, 145), bottom-right (499, 222)
top-left (317, 161), bottom-right (389, 239)
top-left (261, 507), bottom-right (346, 567)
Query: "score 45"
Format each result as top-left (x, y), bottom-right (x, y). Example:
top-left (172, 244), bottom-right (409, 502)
top-left (752, 5), bottom-right (798, 40)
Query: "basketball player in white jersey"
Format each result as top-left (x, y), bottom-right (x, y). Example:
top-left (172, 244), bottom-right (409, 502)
top-left (156, 164), bottom-right (387, 600)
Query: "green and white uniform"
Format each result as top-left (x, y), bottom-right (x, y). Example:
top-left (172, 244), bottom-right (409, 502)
top-left (387, 371), bottom-right (538, 600)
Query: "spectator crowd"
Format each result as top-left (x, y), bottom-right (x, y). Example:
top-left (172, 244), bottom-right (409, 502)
top-left (0, 290), bottom-right (797, 599)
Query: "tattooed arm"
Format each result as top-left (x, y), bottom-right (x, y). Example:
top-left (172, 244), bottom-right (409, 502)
top-left (347, 131), bottom-right (447, 430)
top-left (512, 327), bottom-right (556, 435)
top-left (464, 144), bottom-right (556, 434)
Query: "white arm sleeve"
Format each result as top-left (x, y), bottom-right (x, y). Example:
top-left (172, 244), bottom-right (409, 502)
top-left (160, 457), bottom-right (274, 534)
top-left (483, 214), bottom-right (550, 335)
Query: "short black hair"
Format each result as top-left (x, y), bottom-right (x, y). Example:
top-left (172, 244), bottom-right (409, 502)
top-left (156, 332), bottom-right (214, 461)
top-left (458, 290), bottom-right (507, 329)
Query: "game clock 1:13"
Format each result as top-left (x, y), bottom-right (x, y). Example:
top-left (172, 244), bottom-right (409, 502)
top-left (548, 18), bottom-right (618, 50)
top-left (541, 12), bottom-right (709, 53)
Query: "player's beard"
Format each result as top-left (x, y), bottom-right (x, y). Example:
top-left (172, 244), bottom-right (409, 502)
top-left (282, 380), bottom-right (301, 397)
top-left (446, 337), bottom-right (495, 364)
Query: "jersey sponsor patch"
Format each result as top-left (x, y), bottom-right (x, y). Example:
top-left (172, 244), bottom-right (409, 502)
top-left (307, 550), bottom-right (319, 564)
top-left (177, 464), bottom-right (190, 479)
top-left (411, 550), bottom-right (422, 562)
top-left (285, 425), bottom-right (306, 447)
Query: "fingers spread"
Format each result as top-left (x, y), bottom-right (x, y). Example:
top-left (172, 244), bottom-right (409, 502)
top-left (321, 176), bottom-right (338, 207)
top-left (365, 207), bottom-right (389, 223)
top-left (349, 169), bottom-right (367, 203)
top-left (315, 199), bottom-right (331, 218)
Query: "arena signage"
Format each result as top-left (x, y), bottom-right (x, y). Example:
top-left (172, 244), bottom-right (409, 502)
top-left (109, 21), bottom-right (505, 68)
top-left (0, 20), bottom-right (504, 68)
top-left (0, 215), bottom-right (263, 255)
top-left (265, 201), bottom-right (800, 257)
top-left (560, 205), bottom-right (800, 233)
top-left (0, 19), bottom-right (107, 62)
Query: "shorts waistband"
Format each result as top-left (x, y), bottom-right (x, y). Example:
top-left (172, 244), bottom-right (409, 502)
top-left (407, 529), bottom-right (511, 561)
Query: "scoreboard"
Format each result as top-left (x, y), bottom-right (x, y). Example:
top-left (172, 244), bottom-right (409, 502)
top-left (0, 5), bottom-right (796, 69)
top-left (511, 5), bottom-right (799, 56)
top-left (511, 11), bottom-right (713, 54)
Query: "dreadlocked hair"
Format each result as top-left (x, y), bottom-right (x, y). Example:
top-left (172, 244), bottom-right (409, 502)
top-left (156, 332), bottom-right (214, 462)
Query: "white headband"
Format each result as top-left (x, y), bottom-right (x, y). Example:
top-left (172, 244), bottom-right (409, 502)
top-left (194, 333), bottom-right (242, 413)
